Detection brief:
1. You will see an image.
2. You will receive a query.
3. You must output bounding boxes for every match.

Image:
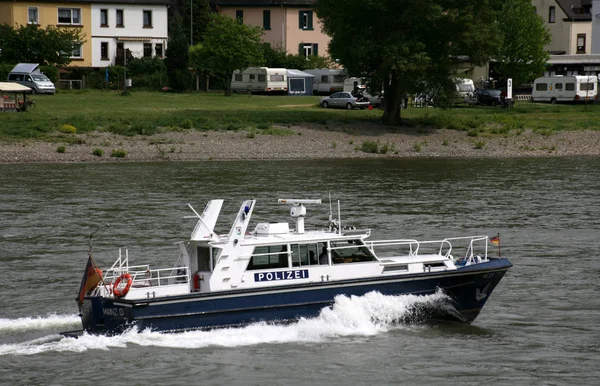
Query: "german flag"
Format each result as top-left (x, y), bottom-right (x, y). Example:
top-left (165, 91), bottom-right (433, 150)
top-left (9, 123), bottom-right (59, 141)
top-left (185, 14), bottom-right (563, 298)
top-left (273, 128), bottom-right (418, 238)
top-left (77, 256), bottom-right (102, 307)
top-left (490, 235), bottom-right (500, 245)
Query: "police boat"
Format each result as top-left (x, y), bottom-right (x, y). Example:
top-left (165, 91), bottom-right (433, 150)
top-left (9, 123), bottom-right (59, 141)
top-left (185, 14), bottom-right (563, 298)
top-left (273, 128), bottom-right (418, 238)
top-left (74, 198), bottom-right (512, 335)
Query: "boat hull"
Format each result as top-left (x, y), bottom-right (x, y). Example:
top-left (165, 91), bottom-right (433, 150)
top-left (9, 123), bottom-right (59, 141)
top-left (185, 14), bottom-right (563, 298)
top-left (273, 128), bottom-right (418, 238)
top-left (81, 258), bottom-right (512, 335)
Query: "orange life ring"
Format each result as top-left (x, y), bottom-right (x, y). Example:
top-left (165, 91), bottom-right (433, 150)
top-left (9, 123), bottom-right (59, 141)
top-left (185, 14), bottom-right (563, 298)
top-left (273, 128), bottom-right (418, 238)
top-left (113, 273), bottom-right (133, 298)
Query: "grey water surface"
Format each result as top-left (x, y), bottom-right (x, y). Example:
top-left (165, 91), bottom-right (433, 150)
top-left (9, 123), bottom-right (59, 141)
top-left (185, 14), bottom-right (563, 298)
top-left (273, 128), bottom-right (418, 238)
top-left (0, 158), bottom-right (599, 385)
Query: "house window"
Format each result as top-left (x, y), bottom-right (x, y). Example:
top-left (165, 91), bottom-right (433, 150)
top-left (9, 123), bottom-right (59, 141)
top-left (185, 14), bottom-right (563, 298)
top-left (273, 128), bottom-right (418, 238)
top-left (101, 42), bottom-right (109, 60)
top-left (116, 9), bottom-right (124, 27)
top-left (71, 42), bottom-right (82, 59)
top-left (100, 9), bottom-right (108, 27)
top-left (549, 6), bottom-right (555, 23)
top-left (577, 34), bottom-right (586, 54)
top-left (299, 10), bottom-right (313, 30)
top-left (28, 7), bottom-right (39, 24)
top-left (299, 43), bottom-right (318, 57)
top-left (263, 10), bottom-right (271, 30)
top-left (236, 10), bottom-right (243, 23)
top-left (143, 10), bottom-right (152, 28)
top-left (155, 43), bottom-right (163, 58)
top-left (58, 8), bottom-right (81, 25)
top-left (143, 43), bottom-right (152, 58)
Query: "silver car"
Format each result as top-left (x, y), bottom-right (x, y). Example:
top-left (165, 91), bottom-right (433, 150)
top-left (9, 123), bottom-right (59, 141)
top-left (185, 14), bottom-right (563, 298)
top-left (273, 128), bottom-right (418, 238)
top-left (319, 92), bottom-right (370, 109)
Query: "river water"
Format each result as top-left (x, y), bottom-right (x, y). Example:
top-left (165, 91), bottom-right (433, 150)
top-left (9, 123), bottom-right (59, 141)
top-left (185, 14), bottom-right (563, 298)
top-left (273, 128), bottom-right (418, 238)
top-left (0, 158), bottom-right (599, 385)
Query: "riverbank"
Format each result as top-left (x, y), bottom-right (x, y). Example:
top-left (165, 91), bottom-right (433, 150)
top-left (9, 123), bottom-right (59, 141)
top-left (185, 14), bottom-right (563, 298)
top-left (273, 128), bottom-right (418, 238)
top-left (1, 123), bottom-right (600, 163)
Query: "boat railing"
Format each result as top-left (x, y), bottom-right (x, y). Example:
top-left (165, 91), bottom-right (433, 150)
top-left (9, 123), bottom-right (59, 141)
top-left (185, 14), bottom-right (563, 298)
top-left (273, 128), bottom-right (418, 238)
top-left (367, 235), bottom-right (490, 263)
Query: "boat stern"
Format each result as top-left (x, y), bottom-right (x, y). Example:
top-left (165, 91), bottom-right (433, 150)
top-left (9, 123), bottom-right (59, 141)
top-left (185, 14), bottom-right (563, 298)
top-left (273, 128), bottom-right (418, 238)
top-left (81, 296), bottom-right (134, 335)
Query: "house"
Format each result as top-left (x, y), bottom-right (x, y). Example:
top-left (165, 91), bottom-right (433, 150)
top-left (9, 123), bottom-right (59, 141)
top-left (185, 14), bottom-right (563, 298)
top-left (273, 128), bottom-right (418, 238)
top-left (0, 0), bottom-right (169, 68)
top-left (0, 0), bottom-right (93, 66)
top-left (212, 0), bottom-right (330, 58)
top-left (532, 0), bottom-right (600, 76)
top-left (91, 1), bottom-right (169, 67)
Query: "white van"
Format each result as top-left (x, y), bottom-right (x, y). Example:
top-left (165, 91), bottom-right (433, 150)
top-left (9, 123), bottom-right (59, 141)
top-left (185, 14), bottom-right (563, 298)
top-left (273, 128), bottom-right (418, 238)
top-left (8, 63), bottom-right (55, 94)
top-left (231, 67), bottom-right (287, 94)
top-left (304, 68), bottom-right (347, 94)
top-left (531, 75), bottom-right (598, 103)
top-left (342, 77), bottom-right (383, 106)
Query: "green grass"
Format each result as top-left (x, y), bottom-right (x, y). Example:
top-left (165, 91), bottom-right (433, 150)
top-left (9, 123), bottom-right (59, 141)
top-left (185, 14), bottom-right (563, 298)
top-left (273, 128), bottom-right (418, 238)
top-left (2, 91), bottom-right (600, 141)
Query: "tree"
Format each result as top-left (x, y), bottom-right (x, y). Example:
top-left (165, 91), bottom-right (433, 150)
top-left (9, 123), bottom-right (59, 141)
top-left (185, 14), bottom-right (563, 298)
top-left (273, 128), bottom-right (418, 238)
top-left (0, 24), bottom-right (84, 66)
top-left (189, 14), bottom-right (264, 95)
top-left (316, 0), bottom-right (502, 125)
top-left (165, 11), bottom-right (191, 91)
top-left (495, 0), bottom-right (550, 86)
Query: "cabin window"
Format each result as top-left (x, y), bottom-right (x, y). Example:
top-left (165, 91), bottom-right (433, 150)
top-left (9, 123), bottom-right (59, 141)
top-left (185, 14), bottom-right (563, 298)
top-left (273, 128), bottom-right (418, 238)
top-left (270, 74), bottom-right (284, 82)
top-left (580, 82), bottom-right (594, 91)
top-left (555, 83), bottom-right (562, 90)
top-left (28, 7), bottom-right (39, 24)
top-left (249, 74), bottom-right (255, 80)
top-left (290, 243), bottom-right (323, 267)
top-left (100, 9), bottom-right (109, 27)
top-left (263, 10), bottom-right (271, 30)
top-left (247, 245), bottom-right (289, 270)
top-left (577, 34), bottom-right (586, 54)
top-left (329, 240), bottom-right (376, 264)
top-left (566, 83), bottom-right (575, 91)
top-left (234, 74), bottom-right (242, 81)
top-left (299, 10), bottom-right (313, 30)
top-left (197, 246), bottom-right (211, 271)
top-left (320, 75), bottom-right (329, 83)
top-left (535, 83), bottom-right (547, 91)
top-left (333, 74), bottom-right (346, 83)
top-left (549, 6), bottom-right (555, 23)
top-left (258, 74), bottom-right (266, 82)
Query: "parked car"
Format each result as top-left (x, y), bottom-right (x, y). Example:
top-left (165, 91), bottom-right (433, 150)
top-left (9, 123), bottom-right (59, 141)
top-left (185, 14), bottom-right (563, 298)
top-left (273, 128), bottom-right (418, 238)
top-left (319, 91), bottom-right (370, 109)
top-left (475, 88), bottom-right (503, 106)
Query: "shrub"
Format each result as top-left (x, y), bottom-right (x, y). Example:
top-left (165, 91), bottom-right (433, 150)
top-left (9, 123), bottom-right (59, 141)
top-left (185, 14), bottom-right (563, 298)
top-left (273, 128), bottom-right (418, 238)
top-left (361, 140), bottom-right (379, 153)
top-left (413, 142), bottom-right (422, 152)
top-left (110, 149), bottom-right (127, 158)
top-left (59, 124), bottom-right (77, 134)
top-left (56, 145), bottom-right (66, 153)
top-left (474, 140), bottom-right (486, 149)
top-left (92, 148), bottom-right (104, 157)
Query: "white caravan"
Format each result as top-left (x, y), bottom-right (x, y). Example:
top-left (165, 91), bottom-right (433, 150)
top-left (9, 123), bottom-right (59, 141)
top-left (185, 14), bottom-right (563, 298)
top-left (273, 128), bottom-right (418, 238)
top-left (304, 68), bottom-right (347, 94)
top-left (343, 77), bottom-right (383, 106)
top-left (454, 77), bottom-right (477, 105)
top-left (230, 67), bottom-right (287, 94)
top-left (531, 75), bottom-right (598, 103)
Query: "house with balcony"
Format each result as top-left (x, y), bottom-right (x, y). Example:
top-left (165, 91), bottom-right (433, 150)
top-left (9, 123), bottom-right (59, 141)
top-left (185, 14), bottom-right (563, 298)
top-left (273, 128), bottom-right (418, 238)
top-left (91, 0), bottom-right (169, 67)
top-left (212, 0), bottom-right (330, 58)
top-left (0, 0), bottom-right (93, 66)
top-left (532, 0), bottom-right (600, 75)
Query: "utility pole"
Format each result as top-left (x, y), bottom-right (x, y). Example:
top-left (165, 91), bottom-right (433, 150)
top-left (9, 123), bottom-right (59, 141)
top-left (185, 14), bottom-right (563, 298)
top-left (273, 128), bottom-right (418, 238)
top-left (190, 0), bottom-right (193, 46)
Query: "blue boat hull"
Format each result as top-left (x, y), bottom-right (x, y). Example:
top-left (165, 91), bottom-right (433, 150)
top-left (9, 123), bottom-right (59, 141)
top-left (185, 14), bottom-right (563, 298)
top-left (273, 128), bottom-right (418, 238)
top-left (81, 258), bottom-right (512, 334)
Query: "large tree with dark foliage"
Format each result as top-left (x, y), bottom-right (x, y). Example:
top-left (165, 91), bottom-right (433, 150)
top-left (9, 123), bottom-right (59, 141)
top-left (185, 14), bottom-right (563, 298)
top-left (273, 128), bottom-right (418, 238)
top-left (316, 0), bottom-right (502, 125)
top-left (165, 11), bottom-right (191, 90)
top-left (0, 24), bottom-right (84, 66)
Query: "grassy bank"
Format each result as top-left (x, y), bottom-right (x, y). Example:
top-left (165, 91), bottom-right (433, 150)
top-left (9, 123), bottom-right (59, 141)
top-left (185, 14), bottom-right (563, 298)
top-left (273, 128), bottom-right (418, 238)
top-left (2, 90), bottom-right (600, 142)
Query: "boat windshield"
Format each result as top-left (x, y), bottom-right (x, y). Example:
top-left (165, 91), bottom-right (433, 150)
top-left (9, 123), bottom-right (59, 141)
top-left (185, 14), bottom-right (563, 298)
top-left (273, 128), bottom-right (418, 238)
top-left (330, 240), bottom-right (377, 264)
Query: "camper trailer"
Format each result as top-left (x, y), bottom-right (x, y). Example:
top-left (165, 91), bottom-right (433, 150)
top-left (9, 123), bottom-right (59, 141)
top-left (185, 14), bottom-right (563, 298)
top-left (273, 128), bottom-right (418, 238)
top-left (304, 68), bottom-right (347, 95)
top-left (7, 63), bottom-right (55, 94)
top-left (454, 78), bottom-right (477, 105)
top-left (343, 77), bottom-right (383, 106)
top-left (531, 75), bottom-right (598, 103)
top-left (230, 67), bottom-right (287, 94)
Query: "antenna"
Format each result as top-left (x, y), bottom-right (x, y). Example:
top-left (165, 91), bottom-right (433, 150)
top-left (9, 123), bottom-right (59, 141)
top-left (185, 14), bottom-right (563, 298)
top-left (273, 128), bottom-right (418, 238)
top-left (88, 223), bottom-right (110, 257)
